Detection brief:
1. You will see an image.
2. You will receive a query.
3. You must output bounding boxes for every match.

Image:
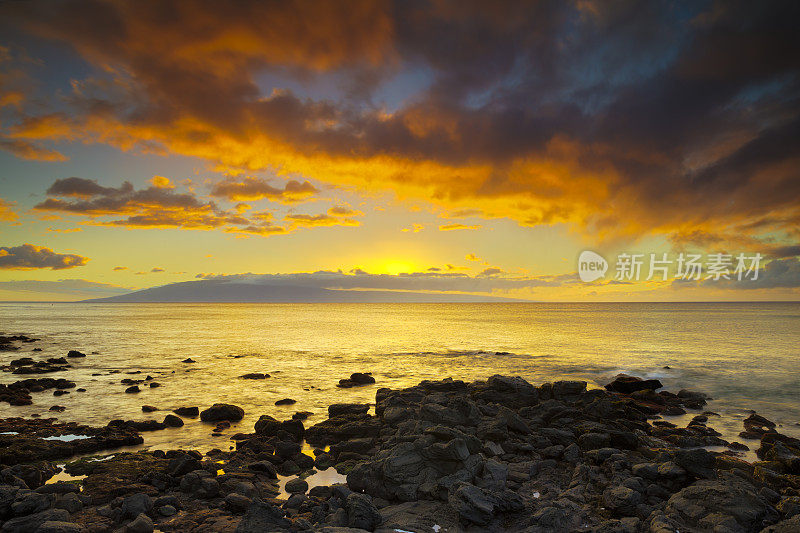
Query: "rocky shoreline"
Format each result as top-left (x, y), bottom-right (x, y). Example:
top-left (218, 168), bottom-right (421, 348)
top-left (2, 331), bottom-right (800, 532)
top-left (0, 374), bottom-right (799, 532)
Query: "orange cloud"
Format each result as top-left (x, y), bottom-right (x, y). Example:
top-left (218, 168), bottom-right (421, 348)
top-left (0, 199), bottom-right (18, 222)
top-left (328, 206), bottom-right (364, 217)
top-left (0, 244), bottom-right (88, 270)
top-left (439, 223), bottom-right (482, 231)
top-left (151, 175), bottom-right (173, 188)
top-left (1, 0), bottom-right (797, 254)
top-left (401, 223), bottom-right (424, 233)
top-left (210, 178), bottom-right (318, 203)
top-left (286, 213), bottom-right (360, 228)
top-left (0, 137), bottom-right (67, 161)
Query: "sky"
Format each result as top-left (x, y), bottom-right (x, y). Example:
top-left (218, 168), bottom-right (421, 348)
top-left (0, 0), bottom-right (798, 301)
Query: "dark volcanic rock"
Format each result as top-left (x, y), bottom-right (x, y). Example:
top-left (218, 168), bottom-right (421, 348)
top-left (173, 406), bottom-right (199, 418)
top-left (200, 403), bottom-right (244, 422)
top-left (0, 508), bottom-right (70, 533)
top-left (337, 372), bottom-right (376, 388)
top-left (329, 403), bottom-right (370, 417)
top-left (605, 373), bottom-right (663, 394)
top-left (66, 350), bottom-right (86, 358)
top-left (0, 372), bottom-right (793, 533)
top-left (274, 398), bottom-right (296, 406)
top-left (0, 418), bottom-right (143, 465)
top-left (240, 373), bottom-right (269, 379)
top-left (649, 475), bottom-right (778, 532)
top-left (235, 498), bottom-right (290, 532)
top-left (162, 414), bottom-right (184, 427)
top-left (1, 377), bottom-right (76, 406)
top-left (345, 492), bottom-right (382, 530)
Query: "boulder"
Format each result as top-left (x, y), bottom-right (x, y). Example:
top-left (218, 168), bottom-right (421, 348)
top-left (284, 478), bottom-right (308, 494)
top-left (126, 513), bottom-right (153, 533)
top-left (337, 373), bottom-right (376, 388)
top-left (345, 493), bottom-right (382, 531)
top-left (121, 493), bottom-right (152, 519)
top-left (448, 483), bottom-right (495, 526)
top-left (655, 476), bottom-right (778, 532)
top-left (225, 493), bottom-right (251, 514)
top-left (173, 406), bottom-right (199, 418)
top-left (234, 498), bottom-right (291, 532)
top-left (604, 374), bottom-right (663, 394)
top-left (603, 486), bottom-right (641, 516)
top-left (0, 509), bottom-right (70, 533)
top-left (275, 398), bottom-right (296, 406)
top-left (329, 404), bottom-right (370, 418)
top-left (200, 403), bottom-right (244, 422)
top-left (162, 414), bottom-right (184, 427)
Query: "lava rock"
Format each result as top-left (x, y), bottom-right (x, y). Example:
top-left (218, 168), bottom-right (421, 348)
top-left (200, 403), bottom-right (244, 422)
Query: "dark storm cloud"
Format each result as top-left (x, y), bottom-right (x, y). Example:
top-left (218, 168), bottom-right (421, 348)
top-left (2, 0), bottom-right (799, 241)
top-left (35, 177), bottom-right (293, 234)
top-left (673, 257), bottom-right (800, 290)
top-left (46, 177), bottom-right (133, 198)
top-left (0, 244), bottom-right (88, 270)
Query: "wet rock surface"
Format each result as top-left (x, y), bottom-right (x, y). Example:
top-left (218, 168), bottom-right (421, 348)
top-left (0, 374), bottom-right (798, 532)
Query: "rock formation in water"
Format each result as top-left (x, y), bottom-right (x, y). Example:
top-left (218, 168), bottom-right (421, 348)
top-left (1, 374), bottom-right (800, 532)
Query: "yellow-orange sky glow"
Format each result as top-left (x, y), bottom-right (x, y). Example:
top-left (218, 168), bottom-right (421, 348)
top-left (0, 0), bottom-right (798, 301)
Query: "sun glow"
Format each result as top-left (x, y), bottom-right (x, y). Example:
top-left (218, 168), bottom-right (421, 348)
top-left (380, 260), bottom-right (417, 275)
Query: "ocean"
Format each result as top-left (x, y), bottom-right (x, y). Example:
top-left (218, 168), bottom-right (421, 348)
top-left (1, 302), bottom-right (799, 458)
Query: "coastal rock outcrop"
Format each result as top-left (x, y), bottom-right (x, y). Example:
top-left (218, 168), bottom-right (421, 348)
top-left (2, 373), bottom-right (799, 532)
top-left (200, 404), bottom-right (245, 422)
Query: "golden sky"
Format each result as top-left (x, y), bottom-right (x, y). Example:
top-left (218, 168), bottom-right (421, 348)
top-left (0, 0), bottom-right (798, 301)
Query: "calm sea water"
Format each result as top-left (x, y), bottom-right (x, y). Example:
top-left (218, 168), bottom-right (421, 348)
top-left (1, 302), bottom-right (798, 457)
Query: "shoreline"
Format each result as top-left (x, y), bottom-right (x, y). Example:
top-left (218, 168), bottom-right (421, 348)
top-left (2, 371), bottom-right (800, 532)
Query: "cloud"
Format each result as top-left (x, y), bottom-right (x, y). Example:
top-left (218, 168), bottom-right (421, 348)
top-left (46, 227), bottom-right (81, 233)
top-left (35, 177), bottom-right (292, 236)
top-left (210, 178), bottom-right (318, 202)
top-left (770, 245), bottom-right (800, 259)
top-left (401, 223), bottom-right (424, 233)
top-left (113, 266), bottom-right (127, 271)
top-left (151, 175), bottom-right (173, 188)
top-left (0, 137), bottom-right (67, 161)
top-left (328, 206), bottom-right (364, 217)
top-left (0, 199), bottom-right (18, 222)
top-left (439, 223), bottom-right (482, 231)
top-left (708, 258), bottom-right (800, 290)
top-left (466, 254), bottom-right (482, 261)
top-left (0, 243), bottom-right (88, 270)
top-left (151, 267), bottom-right (165, 273)
top-left (286, 213), bottom-right (361, 228)
top-left (1, 0), bottom-right (798, 247)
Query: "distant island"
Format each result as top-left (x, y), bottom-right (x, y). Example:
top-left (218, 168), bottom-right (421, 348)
top-left (80, 279), bottom-right (525, 303)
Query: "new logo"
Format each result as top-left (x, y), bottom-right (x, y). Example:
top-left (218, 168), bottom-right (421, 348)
top-left (578, 250), bottom-right (608, 282)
